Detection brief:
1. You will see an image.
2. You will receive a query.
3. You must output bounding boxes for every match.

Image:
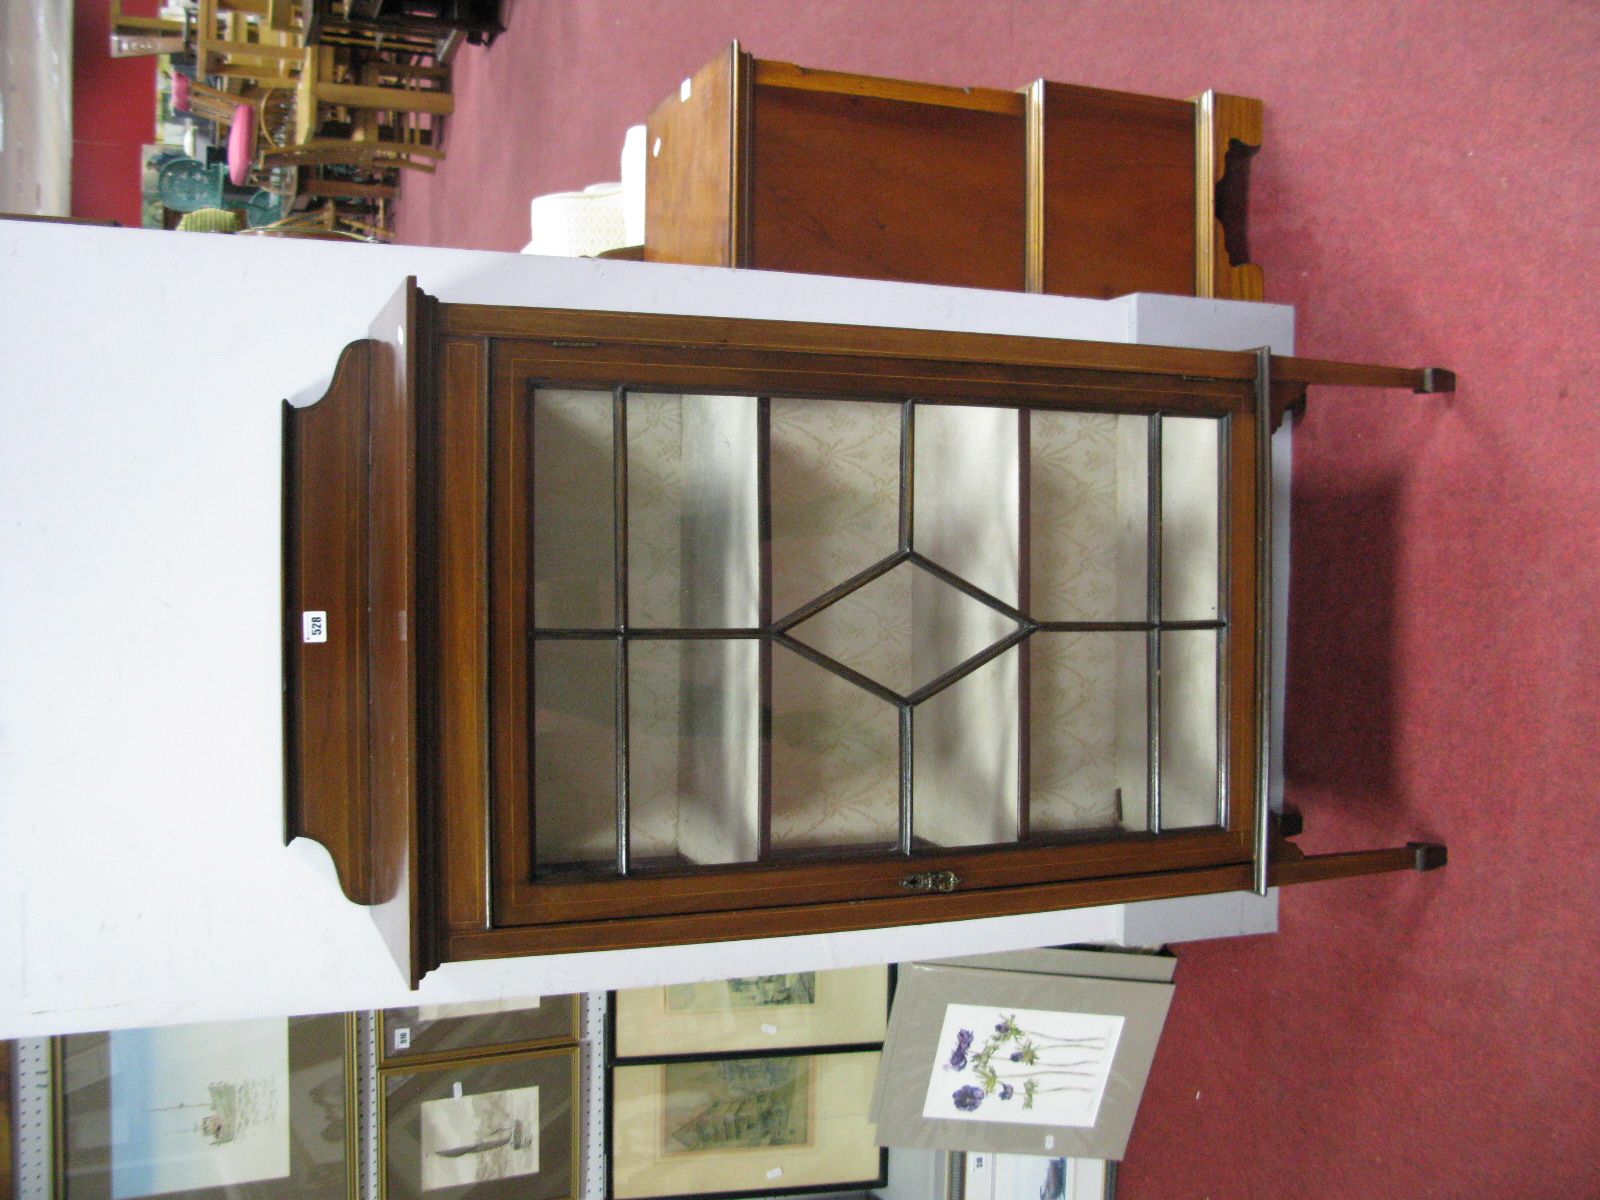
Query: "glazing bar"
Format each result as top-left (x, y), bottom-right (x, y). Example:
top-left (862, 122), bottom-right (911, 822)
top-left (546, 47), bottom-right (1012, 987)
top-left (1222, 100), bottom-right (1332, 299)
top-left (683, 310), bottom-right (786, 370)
top-left (1146, 414), bottom-right (1163, 836)
top-left (905, 626), bottom-right (1032, 707)
top-left (771, 632), bottom-right (905, 708)
top-left (613, 387), bottom-right (629, 876)
top-left (1253, 351), bottom-right (1273, 894)
top-left (758, 396), bottom-right (773, 861)
top-left (1035, 619), bottom-right (1223, 633)
top-left (607, 627), bottom-right (769, 639)
top-left (899, 705), bottom-right (914, 855)
top-left (1017, 408), bottom-right (1032, 842)
top-left (614, 638), bottom-right (629, 877)
top-left (771, 550), bottom-right (908, 632)
top-left (533, 626), bottom-right (777, 638)
top-left (906, 551), bottom-right (1032, 626)
top-left (900, 398), bottom-right (916, 551)
top-left (1216, 412), bottom-right (1233, 828)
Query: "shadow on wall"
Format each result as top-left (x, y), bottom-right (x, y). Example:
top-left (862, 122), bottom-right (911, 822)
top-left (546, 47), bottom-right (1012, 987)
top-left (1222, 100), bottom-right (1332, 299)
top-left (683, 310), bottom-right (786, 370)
top-left (1282, 474), bottom-right (1403, 807)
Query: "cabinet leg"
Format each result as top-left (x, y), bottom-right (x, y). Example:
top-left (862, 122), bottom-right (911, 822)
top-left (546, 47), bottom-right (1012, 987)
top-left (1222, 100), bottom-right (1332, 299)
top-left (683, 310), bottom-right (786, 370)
top-left (1408, 841), bottom-right (1448, 871)
top-left (1270, 842), bottom-right (1448, 887)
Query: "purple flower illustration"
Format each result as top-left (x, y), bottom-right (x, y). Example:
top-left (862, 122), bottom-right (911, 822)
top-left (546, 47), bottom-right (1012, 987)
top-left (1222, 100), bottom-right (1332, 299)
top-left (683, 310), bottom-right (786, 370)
top-left (947, 1028), bottom-right (975, 1070)
top-left (1010, 1050), bottom-right (1024, 1062)
top-left (999, 1083), bottom-right (1014, 1100)
top-left (952, 1085), bottom-right (985, 1112)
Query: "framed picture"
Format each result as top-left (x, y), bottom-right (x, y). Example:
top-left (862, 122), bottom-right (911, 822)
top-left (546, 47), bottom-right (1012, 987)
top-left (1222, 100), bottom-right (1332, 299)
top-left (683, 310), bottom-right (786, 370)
top-left (378, 995), bottom-right (581, 1067)
top-left (611, 967), bottom-right (890, 1060)
top-left (960, 1150), bottom-right (1115, 1199)
top-left (609, 1050), bottom-right (885, 1200)
top-left (379, 1045), bottom-right (579, 1200)
top-left (869, 963), bottom-right (1174, 1161)
top-left (54, 1014), bottom-right (356, 1200)
top-left (2, 1040), bottom-right (14, 1200)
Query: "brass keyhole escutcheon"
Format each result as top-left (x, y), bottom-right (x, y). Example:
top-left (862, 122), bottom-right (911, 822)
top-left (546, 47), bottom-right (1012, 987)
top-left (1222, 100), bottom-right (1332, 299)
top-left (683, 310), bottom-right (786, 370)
top-left (901, 870), bottom-right (960, 893)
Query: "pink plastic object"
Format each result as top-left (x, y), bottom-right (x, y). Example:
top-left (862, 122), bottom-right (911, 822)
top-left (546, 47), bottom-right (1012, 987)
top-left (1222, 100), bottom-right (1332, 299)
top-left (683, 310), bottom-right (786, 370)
top-left (227, 103), bottom-right (256, 186)
top-left (172, 72), bottom-right (192, 113)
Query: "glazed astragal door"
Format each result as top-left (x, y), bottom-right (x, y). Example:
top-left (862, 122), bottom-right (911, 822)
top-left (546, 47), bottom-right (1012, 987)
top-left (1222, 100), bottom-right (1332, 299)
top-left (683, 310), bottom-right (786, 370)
top-left (284, 283), bottom-right (1451, 981)
top-left (477, 321), bottom-right (1263, 937)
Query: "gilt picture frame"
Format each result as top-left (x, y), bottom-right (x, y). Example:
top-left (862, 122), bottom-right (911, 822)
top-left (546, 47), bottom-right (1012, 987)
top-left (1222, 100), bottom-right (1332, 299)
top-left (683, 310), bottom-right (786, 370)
top-left (379, 1045), bottom-right (579, 1200)
top-left (869, 963), bottom-right (1173, 1161)
top-left (608, 1050), bottom-right (885, 1200)
top-left (611, 968), bottom-right (890, 1060)
top-left (377, 995), bottom-right (581, 1067)
top-left (54, 1014), bottom-right (356, 1200)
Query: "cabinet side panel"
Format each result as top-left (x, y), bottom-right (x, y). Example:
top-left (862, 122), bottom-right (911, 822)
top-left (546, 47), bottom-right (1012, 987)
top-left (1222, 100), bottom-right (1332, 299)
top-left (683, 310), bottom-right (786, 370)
top-left (488, 343), bottom-right (534, 907)
top-left (366, 280), bottom-right (426, 984)
top-left (436, 338), bottom-right (492, 931)
top-left (1038, 83), bottom-right (1196, 299)
top-left (749, 83), bottom-right (1025, 290)
top-left (1196, 91), bottom-right (1266, 301)
top-left (283, 340), bottom-right (374, 903)
top-left (644, 47), bottom-right (738, 267)
top-left (1224, 404), bottom-right (1260, 852)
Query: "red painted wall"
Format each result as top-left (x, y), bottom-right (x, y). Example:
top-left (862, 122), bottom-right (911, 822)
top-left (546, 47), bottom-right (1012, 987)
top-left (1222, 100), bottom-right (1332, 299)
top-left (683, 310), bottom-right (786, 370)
top-left (71, 0), bottom-right (159, 225)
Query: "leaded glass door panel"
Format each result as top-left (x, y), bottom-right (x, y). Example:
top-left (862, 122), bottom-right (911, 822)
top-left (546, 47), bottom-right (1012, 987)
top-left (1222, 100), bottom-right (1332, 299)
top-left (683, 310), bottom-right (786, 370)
top-left (485, 332), bottom-right (1261, 930)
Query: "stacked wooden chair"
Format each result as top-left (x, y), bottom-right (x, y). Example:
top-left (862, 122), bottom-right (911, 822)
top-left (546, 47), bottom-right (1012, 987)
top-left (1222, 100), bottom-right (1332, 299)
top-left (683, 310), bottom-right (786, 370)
top-left (170, 0), bottom-right (480, 237)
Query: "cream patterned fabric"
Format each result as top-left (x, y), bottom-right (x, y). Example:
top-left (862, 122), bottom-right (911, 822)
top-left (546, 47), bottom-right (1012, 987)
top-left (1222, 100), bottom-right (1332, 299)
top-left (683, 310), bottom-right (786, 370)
top-left (529, 391), bottom-right (1218, 865)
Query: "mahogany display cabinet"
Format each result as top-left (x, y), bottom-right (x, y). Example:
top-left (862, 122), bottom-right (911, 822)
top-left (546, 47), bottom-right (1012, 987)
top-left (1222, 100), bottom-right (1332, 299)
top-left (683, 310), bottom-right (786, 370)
top-left (643, 44), bottom-right (1263, 301)
top-left (284, 281), bottom-right (1451, 985)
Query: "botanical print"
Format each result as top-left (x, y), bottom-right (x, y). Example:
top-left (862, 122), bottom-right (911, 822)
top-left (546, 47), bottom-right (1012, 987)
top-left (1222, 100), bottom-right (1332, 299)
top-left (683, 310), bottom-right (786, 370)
top-left (661, 1057), bottom-right (811, 1154)
top-left (419, 1085), bottom-right (540, 1191)
top-left (415, 996), bottom-right (542, 1023)
top-left (922, 1004), bottom-right (1123, 1129)
top-left (664, 973), bottom-right (817, 1013)
top-left (108, 1019), bottom-right (291, 1199)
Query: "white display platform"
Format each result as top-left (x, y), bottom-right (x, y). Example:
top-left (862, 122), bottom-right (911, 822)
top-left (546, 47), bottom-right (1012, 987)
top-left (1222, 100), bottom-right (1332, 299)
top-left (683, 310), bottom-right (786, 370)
top-left (0, 224), bottom-right (1291, 1037)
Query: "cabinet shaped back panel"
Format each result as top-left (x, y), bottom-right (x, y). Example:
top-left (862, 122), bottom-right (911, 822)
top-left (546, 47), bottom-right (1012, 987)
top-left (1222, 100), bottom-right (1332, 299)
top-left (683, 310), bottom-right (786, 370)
top-left (643, 46), bottom-right (741, 269)
top-left (642, 45), bottom-right (1265, 300)
top-left (1031, 82), bottom-right (1197, 299)
top-left (284, 281), bottom-right (1451, 983)
top-left (748, 75), bottom-right (1027, 289)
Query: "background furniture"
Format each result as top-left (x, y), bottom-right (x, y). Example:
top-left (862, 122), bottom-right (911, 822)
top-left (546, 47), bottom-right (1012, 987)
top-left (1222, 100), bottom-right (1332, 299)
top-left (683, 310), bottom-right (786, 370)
top-left (168, 0), bottom-right (455, 237)
top-left (283, 280), bottom-right (1448, 986)
top-left (306, 0), bottom-right (503, 50)
top-left (644, 45), bottom-right (1262, 301)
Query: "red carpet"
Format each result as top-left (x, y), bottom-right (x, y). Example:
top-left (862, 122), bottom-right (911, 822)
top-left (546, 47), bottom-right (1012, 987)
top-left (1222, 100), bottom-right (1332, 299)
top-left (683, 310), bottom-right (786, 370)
top-left (397, 3), bottom-right (1600, 1194)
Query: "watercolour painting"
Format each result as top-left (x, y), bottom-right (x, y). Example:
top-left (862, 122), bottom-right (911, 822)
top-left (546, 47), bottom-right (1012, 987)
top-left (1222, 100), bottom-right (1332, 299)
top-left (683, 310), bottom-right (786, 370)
top-left (661, 1058), bottom-right (810, 1154)
top-left (662, 973), bottom-right (817, 1014)
top-left (107, 1019), bottom-right (291, 1200)
top-left (418, 1085), bottom-right (541, 1191)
